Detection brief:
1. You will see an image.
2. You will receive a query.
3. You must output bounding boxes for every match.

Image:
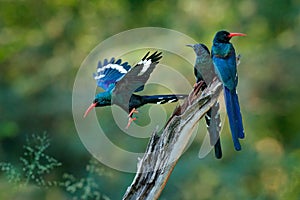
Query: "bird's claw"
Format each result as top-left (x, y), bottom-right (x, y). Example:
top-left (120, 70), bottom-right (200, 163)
top-left (193, 82), bottom-right (198, 88)
top-left (193, 81), bottom-right (204, 95)
top-left (126, 108), bottom-right (139, 129)
top-left (187, 81), bottom-right (203, 105)
top-left (126, 117), bottom-right (137, 129)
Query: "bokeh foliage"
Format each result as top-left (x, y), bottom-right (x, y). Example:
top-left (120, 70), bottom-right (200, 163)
top-left (0, 0), bottom-right (299, 199)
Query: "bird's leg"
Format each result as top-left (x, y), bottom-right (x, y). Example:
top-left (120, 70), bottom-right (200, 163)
top-left (193, 81), bottom-right (204, 89)
top-left (188, 81), bottom-right (203, 104)
top-left (193, 81), bottom-right (204, 95)
top-left (128, 108), bottom-right (139, 117)
top-left (125, 108), bottom-right (139, 129)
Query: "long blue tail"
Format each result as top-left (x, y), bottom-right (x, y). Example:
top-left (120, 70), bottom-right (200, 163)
top-left (224, 87), bottom-right (244, 151)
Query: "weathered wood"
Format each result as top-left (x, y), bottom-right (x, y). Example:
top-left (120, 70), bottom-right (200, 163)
top-left (122, 79), bottom-right (222, 200)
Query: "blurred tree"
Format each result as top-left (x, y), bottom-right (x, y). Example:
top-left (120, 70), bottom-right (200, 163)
top-left (0, 0), bottom-right (299, 199)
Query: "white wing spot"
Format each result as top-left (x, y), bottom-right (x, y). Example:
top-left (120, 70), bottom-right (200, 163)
top-left (97, 64), bottom-right (127, 74)
top-left (138, 59), bottom-right (152, 76)
top-left (156, 101), bottom-right (163, 104)
top-left (94, 74), bottom-right (105, 80)
top-left (168, 99), bottom-right (176, 103)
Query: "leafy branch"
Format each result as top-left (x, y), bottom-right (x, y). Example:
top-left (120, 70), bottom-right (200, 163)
top-left (62, 158), bottom-right (111, 200)
top-left (0, 133), bottom-right (61, 187)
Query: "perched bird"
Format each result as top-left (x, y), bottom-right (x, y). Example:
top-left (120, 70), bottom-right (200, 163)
top-left (187, 43), bottom-right (222, 159)
top-left (211, 30), bottom-right (246, 151)
top-left (84, 51), bottom-right (187, 128)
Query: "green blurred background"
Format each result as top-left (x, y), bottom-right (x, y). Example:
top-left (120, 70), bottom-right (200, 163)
top-left (1, 0), bottom-right (300, 199)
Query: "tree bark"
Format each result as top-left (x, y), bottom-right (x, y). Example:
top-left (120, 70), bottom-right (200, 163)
top-left (122, 79), bottom-right (222, 200)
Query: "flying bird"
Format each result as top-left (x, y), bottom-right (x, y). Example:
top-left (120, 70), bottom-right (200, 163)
top-left (84, 51), bottom-right (187, 128)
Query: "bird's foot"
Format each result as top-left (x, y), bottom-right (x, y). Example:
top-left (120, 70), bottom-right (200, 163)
top-left (126, 108), bottom-right (139, 129)
top-left (193, 81), bottom-right (205, 89)
top-left (193, 81), bottom-right (204, 95)
top-left (128, 108), bottom-right (139, 117)
top-left (126, 117), bottom-right (137, 129)
top-left (187, 82), bottom-right (201, 105)
top-left (193, 82), bottom-right (198, 88)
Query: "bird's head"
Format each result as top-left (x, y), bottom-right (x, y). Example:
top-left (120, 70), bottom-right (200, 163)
top-left (186, 43), bottom-right (210, 56)
top-left (83, 92), bottom-right (111, 118)
top-left (213, 30), bottom-right (246, 43)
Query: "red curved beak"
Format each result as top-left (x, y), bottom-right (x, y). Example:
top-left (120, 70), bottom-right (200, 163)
top-left (228, 32), bottom-right (247, 38)
top-left (83, 102), bottom-right (97, 118)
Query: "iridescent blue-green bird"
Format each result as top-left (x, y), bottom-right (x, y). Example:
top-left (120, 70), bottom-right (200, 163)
top-left (187, 43), bottom-right (222, 159)
top-left (84, 51), bottom-right (187, 128)
top-left (211, 30), bottom-right (246, 151)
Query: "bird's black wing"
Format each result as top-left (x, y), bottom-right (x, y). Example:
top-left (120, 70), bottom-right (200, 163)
top-left (111, 51), bottom-right (162, 111)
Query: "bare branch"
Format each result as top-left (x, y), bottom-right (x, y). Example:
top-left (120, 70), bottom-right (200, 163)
top-left (122, 79), bottom-right (223, 200)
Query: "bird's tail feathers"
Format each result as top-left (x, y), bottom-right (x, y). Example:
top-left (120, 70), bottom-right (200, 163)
top-left (142, 94), bottom-right (187, 105)
top-left (232, 91), bottom-right (245, 139)
top-left (205, 102), bottom-right (222, 159)
top-left (224, 87), bottom-right (243, 151)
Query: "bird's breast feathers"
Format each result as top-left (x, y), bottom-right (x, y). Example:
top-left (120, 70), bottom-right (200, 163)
top-left (212, 43), bottom-right (234, 58)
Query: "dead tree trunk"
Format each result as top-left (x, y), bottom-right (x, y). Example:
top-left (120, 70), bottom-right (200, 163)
top-left (122, 79), bottom-right (223, 200)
